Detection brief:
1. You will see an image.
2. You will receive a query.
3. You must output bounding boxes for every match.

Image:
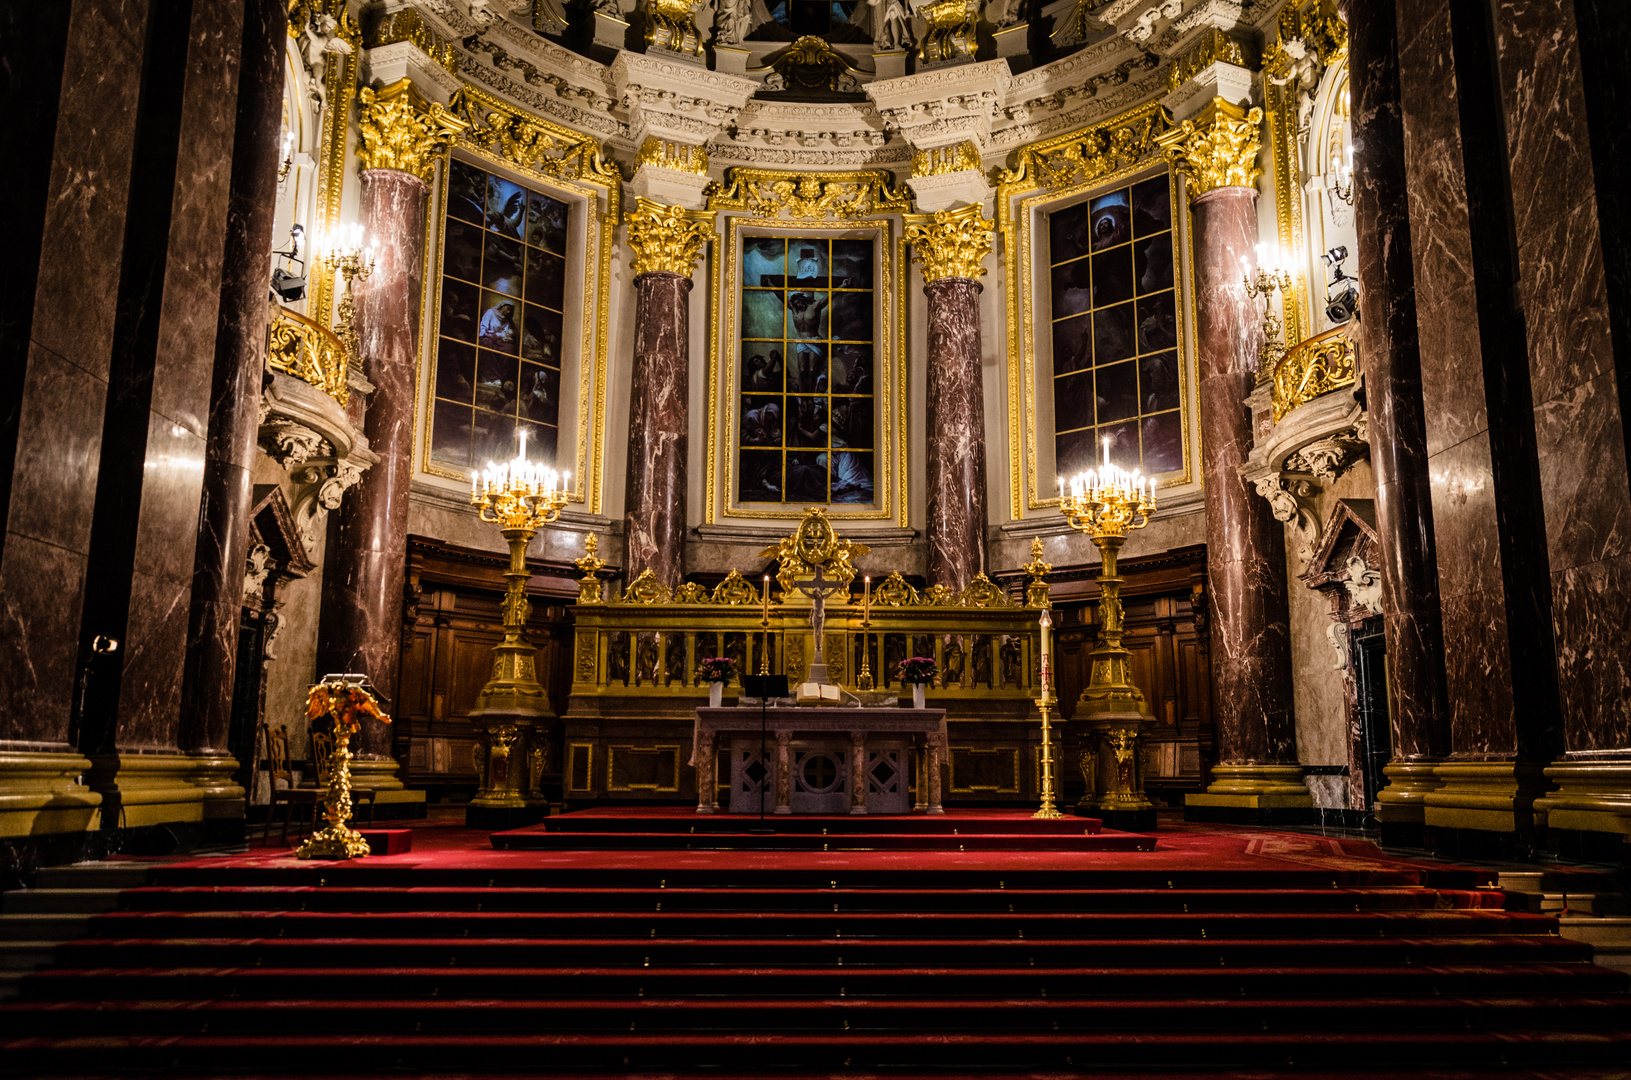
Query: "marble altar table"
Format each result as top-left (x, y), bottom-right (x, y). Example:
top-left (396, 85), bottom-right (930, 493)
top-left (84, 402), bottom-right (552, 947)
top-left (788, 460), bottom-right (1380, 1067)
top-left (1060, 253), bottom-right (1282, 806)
top-left (691, 706), bottom-right (948, 815)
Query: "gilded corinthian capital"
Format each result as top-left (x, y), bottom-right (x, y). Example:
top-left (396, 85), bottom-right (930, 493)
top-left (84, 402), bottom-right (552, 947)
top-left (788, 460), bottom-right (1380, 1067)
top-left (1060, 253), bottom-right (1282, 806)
top-left (357, 79), bottom-right (467, 182)
top-left (1155, 98), bottom-right (1264, 199)
top-left (902, 203), bottom-right (994, 283)
top-left (625, 197), bottom-right (716, 277)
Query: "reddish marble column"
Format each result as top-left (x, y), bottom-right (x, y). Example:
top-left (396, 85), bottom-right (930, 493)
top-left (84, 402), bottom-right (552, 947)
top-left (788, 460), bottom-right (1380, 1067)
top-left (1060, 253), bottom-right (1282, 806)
top-left (1347, 0), bottom-right (1451, 763)
top-left (178, 0), bottom-right (288, 756)
top-left (317, 169), bottom-right (428, 756)
top-left (1192, 188), bottom-right (1296, 767)
top-left (622, 271), bottom-right (691, 587)
top-left (923, 277), bottom-right (988, 592)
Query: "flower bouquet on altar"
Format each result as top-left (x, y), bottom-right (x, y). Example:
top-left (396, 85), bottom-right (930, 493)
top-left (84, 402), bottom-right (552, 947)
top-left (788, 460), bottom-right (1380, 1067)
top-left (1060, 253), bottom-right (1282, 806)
top-left (897, 656), bottom-right (938, 709)
top-left (297, 677), bottom-right (391, 860)
top-left (696, 656), bottom-right (740, 707)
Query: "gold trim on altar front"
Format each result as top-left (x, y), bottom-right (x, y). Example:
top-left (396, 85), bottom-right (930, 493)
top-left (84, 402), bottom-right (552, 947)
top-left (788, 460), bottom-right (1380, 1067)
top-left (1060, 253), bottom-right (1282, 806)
top-left (705, 169), bottom-right (908, 524)
top-left (995, 100), bottom-right (1194, 518)
top-left (417, 83), bottom-right (620, 515)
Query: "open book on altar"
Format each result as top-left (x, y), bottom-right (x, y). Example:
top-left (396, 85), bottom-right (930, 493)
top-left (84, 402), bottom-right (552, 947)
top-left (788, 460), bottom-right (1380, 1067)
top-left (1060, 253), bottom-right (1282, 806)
top-left (796, 681), bottom-right (849, 706)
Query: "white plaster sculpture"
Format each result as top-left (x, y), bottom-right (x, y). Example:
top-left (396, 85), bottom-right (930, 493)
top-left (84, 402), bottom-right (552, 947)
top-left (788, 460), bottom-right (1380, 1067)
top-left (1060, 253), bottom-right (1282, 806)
top-left (297, 13), bottom-right (353, 112)
top-left (870, 0), bottom-right (916, 52)
top-left (1344, 555), bottom-right (1384, 616)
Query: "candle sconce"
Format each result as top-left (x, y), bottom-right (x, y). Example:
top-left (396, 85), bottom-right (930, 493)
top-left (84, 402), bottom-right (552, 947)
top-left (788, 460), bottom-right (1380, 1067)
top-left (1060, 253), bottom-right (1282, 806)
top-left (318, 224), bottom-right (376, 367)
top-left (1244, 243), bottom-right (1294, 375)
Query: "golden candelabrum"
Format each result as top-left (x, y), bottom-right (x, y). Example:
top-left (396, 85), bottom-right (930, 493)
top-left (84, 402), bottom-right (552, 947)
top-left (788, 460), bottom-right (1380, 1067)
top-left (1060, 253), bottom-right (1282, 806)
top-left (856, 575), bottom-right (875, 692)
top-left (1034, 606), bottom-right (1061, 819)
top-left (1058, 450), bottom-right (1158, 818)
top-left (297, 677), bottom-right (391, 860)
top-left (467, 433), bottom-right (570, 813)
top-left (1243, 243), bottom-right (1293, 375)
top-left (319, 223), bottom-right (376, 366)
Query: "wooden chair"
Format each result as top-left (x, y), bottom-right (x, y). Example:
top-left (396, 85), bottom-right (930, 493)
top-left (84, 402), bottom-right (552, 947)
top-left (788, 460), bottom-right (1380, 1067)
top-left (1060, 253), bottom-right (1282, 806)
top-left (310, 729), bottom-right (375, 830)
top-left (264, 725), bottom-right (323, 847)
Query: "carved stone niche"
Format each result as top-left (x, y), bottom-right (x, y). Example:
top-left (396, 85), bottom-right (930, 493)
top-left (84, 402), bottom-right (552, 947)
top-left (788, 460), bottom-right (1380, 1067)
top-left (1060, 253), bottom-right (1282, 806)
top-left (237, 487), bottom-right (318, 806)
top-left (1299, 498), bottom-right (1385, 813)
top-left (1241, 382), bottom-right (1368, 567)
top-left (259, 367), bottom-right (379, 559)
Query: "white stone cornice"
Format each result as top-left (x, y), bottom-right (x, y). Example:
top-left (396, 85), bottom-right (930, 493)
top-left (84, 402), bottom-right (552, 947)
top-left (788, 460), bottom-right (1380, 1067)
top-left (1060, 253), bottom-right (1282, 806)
top-left (610, 52), bottom-right (758, 146)
top-left (1161, 59), bottom-right (1255, 121)
top-left (457, 56), bottom-right (623, 138)
top-left (866, 59), bottom-right (1012, 152)
top-left (363, 41), bottom-right (463, 104)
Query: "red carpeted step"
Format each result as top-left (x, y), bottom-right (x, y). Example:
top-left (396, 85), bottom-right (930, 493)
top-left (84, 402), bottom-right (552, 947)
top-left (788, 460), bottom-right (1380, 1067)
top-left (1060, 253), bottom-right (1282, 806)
top-left (487, 829), bottom-right (1151, 851)
top-left (78, 908), bottom-right (1560, 940)
top-left (6, 994), bottom-right (1631, 1036)
top-left (112, 884), bottom-right (1515, 913)
top-left (17, 962), bottom-right (1626, 1002)
top-left (509, 807), bottom-right (1109, 835)
top-left (44, 932), bottom-right (1597, 969)
top-left (6, 1028), bottom-right (1631, 1071)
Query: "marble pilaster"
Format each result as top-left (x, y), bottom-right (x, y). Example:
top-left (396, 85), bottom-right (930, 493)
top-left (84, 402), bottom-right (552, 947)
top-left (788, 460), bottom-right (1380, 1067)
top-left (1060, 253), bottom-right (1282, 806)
top-left (904, 204), bottom-right (994, 593)
top-left (1190, 186), bottom-right (1298, 773)
top-left (317, 168), bottom-right (427, 759)
top-left (179, 0), bottom-right (288, 768)
top-left (620, 199), bottom-right (713, 588)
top-left (1346, 0), bottom-right (1452, 830)
top-left (623, 271), bottom-right (693, 587)
top-left (921, 277), bottom-right (989, 592)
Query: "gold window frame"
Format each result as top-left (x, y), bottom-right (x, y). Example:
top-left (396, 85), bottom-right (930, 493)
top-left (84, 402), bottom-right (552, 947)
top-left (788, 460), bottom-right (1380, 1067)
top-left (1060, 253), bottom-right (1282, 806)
top-left (996, 101), bottom-right (1196, 520)
top-left (418, 85), bottom-right (620, 515)
top-left (704, 170), bottom-right (909, 525)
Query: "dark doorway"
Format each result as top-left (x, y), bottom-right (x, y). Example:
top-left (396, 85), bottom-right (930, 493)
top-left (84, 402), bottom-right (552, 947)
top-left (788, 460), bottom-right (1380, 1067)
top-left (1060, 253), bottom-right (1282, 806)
top-left (227, 616), bottom-right (265, 794)
top-left (1352, 617), bottom-right (1392, 812)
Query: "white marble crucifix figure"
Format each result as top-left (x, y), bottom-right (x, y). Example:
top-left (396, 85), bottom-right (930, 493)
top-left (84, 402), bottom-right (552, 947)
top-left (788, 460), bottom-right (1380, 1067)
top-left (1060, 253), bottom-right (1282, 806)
top-left (795, 564), bottom-right (845, 684)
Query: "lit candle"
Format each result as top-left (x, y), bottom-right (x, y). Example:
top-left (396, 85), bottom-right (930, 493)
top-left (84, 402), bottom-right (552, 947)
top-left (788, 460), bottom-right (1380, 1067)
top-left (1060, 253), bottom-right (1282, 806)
top-left (1039, 608), bottom-right (1053, 697)
top-left (863, 575), bottom-right (871, 623)
top-left (762, 574), bottom-right (771, 622)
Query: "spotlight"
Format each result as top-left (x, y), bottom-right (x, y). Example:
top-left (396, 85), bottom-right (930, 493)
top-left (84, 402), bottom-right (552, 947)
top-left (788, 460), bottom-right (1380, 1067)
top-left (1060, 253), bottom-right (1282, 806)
top-left (1321, 246), bottom-right (1360, 325)
top-left (270, 224), bottom-right (307, 303)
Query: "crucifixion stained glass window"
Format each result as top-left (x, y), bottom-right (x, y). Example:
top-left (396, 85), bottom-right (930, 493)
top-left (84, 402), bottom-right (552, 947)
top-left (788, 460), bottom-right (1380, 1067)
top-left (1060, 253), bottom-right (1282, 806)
top-left (738, 237), bottom-right (876, 505)
top-left (1047, 173), bottom-right (1184, 479)
top-left (429, 158), bottom-right (569, 473)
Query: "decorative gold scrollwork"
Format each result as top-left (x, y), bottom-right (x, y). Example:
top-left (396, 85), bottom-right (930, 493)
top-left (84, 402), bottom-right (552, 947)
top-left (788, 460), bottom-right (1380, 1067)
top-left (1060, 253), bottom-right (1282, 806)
top-left (917, 0), bottom-right (978, 64)
top-left (637, 137), bottom-right (710, 177)
top-left (1022, 538), bottom-right (1053, 609)
top-left (1271, 325), bottom-right (1357, 421)
top-left (449, 85), bottom-right (620, 186)
top-left (758, 506), bottom-right (871, 593)
top-left (957, 573), bottom-right (1008, 609)
top-left (1156, 97), bottom-right (1264, 199)
top-left (711, 570), bottom-right (761, 605)
top-left (625, 198), bottom-right (716, 278)
top-left (707, 168), bottom-right (912, 220)
top-left (267, 304), bottom-right (350, 404)
top-left (619, 568), bottom-right (673, 604)
top-left (674, 582), bottom-right (710, 603)
top-left (356, 78), bottom-right (466, 182)
top-left (911, 141), bottom-right (982, 179)
top-left (645, 0), bottom-right (704, 56)
top-left (903, 203), bottom-right (994, 283)
top-left (575, 534), bottom-right (607, 604)
top-left (873, 572), bottom-right (920, 607)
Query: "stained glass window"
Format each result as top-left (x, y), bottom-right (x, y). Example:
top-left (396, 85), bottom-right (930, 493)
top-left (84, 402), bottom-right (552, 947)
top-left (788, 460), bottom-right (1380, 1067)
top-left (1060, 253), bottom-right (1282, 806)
top-left (738, 237), bottom-right (876, 505)
top-left (1047, 173), bottom-right (1183, 479)
top-left (430, 158), bottom-right (569, 474)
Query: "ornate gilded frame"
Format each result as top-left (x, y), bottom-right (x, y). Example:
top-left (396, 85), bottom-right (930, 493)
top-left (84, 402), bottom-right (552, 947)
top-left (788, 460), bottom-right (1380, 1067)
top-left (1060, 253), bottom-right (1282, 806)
top-left (704, 169), bottom-right (911, 525)
top-left (418, 83), bottom-right (621, 514)
top-left (995, 100), bottom-right (1195, 520)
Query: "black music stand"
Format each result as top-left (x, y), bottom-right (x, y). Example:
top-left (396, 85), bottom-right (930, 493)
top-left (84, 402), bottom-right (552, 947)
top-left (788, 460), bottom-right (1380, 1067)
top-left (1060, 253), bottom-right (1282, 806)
top-left (742, 675), bottom-right (789, 827)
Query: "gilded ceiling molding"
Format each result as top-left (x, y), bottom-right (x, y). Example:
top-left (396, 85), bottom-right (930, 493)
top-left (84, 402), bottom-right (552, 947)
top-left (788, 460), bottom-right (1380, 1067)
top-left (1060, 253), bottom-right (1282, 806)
top-left (449, 83), bottom-right (622, 187)
top-left (1155, 96), bottom-right (1263, 198)
top-left (995, 99), bottom-right (1171, 194)
top-left (644, 0), bottom-right (705, 57)
top-left (357, 78), bottom-right (467, 182)
top-left (637, 136), bottom-right (710, 176)
top-left (1164, 29), bottom-right (1247, 93)
top-left (902, 204), bottom-right (994, 282)
top-left (911, 140), bottom-right (981, 178)
top-left (706, 168), bottom-right (912, 220)
top-left (362, 9), bottom-right (458, 75)
top-left (625, 198), bottom-right (716, 277)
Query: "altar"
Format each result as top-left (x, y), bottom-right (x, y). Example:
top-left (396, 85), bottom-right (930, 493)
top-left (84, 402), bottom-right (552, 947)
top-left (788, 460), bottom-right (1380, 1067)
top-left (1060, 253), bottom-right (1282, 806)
top-left (691, 706), bottom-right (948, 815)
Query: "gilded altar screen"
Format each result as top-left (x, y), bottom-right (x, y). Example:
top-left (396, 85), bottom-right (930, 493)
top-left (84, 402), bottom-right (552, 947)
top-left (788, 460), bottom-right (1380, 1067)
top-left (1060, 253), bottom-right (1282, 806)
top-left (1048, 174), bottom-right (1183, 479)
top-left (429, 158), bottom-right (569, 472)
top-left (738, 237), bottom-right (876, 505)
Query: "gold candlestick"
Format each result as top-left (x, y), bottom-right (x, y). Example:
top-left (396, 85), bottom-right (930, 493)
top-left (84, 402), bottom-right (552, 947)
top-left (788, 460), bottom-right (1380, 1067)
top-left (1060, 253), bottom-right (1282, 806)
top-left (1058, 445), bottom-right (1158, 821)
top-left (760, 575), bottom-right (772, 676)
top-left (1033, 607), bottom-right (1061, 819)
top-left (319, 224), bottom-right (376, 366)
top-left (1243, 243), bottom-right (1293, 375)
top-left (856, 575), bottom-right (875, 692)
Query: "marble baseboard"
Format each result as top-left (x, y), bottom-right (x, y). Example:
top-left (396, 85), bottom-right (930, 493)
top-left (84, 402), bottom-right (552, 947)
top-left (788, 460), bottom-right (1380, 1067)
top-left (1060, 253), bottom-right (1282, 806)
top-left (1421, 760), bottom-right (1551, 833)
top-left (1200, 763), bottom-right (1312, 799)
top-left (0, 750), bottom-right (103, 839)
top-left (1534, 761), bottom-right (1631, 836)
top-left (83, 754), bottom-right (208, 830)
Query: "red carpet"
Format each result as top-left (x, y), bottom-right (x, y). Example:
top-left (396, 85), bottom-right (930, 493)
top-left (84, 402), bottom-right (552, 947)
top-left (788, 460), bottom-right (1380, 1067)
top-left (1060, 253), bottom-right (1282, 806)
top-left (1, 815), bottom-right (1627, 1077)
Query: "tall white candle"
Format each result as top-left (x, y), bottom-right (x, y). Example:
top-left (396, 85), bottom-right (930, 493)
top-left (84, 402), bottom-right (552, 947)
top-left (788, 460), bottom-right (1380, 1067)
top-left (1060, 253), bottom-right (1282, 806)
top-left (1038, 608), bottom-right (1053, 697)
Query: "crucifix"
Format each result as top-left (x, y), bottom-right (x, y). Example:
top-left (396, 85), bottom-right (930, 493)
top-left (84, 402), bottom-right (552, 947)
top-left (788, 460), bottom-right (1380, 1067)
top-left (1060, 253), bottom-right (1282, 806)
top-left (793, 564), bottom-right (845, 685)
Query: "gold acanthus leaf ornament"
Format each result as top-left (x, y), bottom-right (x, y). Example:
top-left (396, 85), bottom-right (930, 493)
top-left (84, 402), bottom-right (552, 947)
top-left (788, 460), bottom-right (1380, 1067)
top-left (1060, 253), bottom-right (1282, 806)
top-left (637, 136), bottom-right (710, 177)
top-left (1155, 97), bottom-right (1264, 199)
top-left (625, 198), bottom-right (716, 278)
top-left (706, 168), bottom-right (912, 220)
top-left (911, 140), bottom-right (982, 179)
top-left (357, 78), bottom-right (467, 182)
top-left (902, 203), bottom-right (994, 283)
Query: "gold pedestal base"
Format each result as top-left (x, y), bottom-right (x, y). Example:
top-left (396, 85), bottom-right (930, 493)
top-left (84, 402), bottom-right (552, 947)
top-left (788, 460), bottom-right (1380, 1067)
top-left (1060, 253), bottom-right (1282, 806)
top-left (298, 732), bottom-right (370, 860)
top-left (1422, 761), bottom-right (1550, 834)
top-left (1373, 761), bottom-right (1444, 825)
top-left (1534, 762), bottom-right (1631, 836)
top-left (0, 751), bottom-right (103, 838)
top-left (85, 754), bottom-right (208, 829)
top-left (469, 715), bottom-right (548, 810)
top-left (1075, 715), bottom-right (1155, 814)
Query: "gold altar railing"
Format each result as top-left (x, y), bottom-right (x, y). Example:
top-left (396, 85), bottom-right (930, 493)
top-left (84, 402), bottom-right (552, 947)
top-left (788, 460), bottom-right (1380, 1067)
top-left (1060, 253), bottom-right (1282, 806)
top-left (267, 304), bottom-right (350, 405)
top-left (1270, 323), bottom-right (1356, 421)
top-left (568, 568), bottom-right (1052, 703)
